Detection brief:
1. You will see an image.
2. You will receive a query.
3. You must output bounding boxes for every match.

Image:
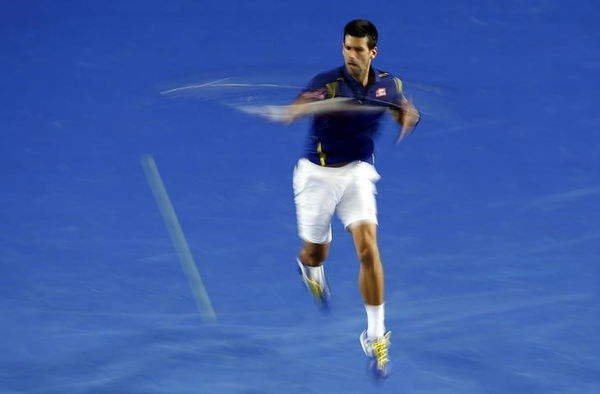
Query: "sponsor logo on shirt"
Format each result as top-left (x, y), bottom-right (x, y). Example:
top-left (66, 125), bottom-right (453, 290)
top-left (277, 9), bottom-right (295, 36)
top-left (375, 88), bottom-right (387, 98)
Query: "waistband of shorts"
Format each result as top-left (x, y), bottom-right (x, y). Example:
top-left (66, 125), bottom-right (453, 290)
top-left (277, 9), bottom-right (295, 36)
top-left (304, 154), bottom-right (374, 167)
top-left (298, 157), bottom-right (369, 171)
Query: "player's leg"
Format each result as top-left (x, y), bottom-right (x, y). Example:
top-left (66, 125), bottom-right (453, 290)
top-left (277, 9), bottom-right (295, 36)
top-left (350, 222), bottom-right (390, 380)
top-left (350, 222), bottom-right (384, 307)
top-left (350, 222), bottom-right (387, 343)
top-left (337, 162), bottom-right (385, 331)
top-left (293, 159), bottom-right (337, 307)
top-left (337, 162), bottom-right (390, 379)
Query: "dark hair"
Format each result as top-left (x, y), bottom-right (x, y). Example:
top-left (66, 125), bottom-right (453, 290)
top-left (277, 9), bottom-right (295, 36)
top-left (344, 19), bottom-right (378, 49)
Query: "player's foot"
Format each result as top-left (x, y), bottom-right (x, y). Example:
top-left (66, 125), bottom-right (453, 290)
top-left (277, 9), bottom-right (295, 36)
top-left (297, 259), bottom-right (331, 310)
top-left (359, 330), bottom-right (391, 380)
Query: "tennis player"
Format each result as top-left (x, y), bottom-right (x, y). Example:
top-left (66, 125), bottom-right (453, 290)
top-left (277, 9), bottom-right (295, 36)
top-left (286, 19), bottom-right (419, 379)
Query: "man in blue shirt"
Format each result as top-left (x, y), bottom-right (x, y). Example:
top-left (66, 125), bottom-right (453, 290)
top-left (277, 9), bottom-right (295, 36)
top-left (286, 19), bottom-right (419, 379)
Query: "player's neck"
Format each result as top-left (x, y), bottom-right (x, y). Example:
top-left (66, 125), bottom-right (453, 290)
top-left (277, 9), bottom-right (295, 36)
top-left (352, 66), bottom-right (374, 87)
top-left (359, 71), bottom-right (369, 87)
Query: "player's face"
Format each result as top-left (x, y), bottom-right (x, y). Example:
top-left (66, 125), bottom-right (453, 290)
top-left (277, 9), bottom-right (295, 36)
top-left (343, 35), bottom-right (377, 79)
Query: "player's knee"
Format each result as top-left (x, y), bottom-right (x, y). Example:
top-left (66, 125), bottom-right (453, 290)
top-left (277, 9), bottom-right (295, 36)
top-left (356, 243), bottom-right (379, 268)
top-left (300, 244), bottom-right (329, 266)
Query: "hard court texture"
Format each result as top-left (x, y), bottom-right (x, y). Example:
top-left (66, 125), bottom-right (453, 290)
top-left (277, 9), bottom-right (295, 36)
top-left (1, 1), bottom-right (599, 393)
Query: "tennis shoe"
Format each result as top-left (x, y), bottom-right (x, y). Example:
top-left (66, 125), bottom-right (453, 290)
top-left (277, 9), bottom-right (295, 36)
top-left (359, 330), bottom-right (391, 380)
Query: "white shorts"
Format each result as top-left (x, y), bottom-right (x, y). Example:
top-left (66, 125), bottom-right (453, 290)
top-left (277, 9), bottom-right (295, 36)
top-left (293, 158), bottom-right (381, 244)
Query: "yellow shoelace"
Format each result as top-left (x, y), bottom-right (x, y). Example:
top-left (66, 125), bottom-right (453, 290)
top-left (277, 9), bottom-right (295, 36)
top-left (372, 334), bottom-right (390, 368)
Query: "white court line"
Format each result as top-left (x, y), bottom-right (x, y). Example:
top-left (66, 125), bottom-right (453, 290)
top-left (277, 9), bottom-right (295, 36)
top-left (141, 154), bottom-right (217, 324)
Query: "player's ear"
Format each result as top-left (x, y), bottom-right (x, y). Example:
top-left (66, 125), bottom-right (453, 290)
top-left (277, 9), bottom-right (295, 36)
top-left (370, 46), bottom-right (378, 59)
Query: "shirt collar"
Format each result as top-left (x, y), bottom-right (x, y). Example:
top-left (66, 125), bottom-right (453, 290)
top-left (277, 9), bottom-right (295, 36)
top-left (341, 65), bottom-right (381, 87)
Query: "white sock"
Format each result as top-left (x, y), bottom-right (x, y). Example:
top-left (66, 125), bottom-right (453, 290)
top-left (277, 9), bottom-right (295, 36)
top-left (365, 303), bottom-right (385, 339)
top-left (297, 258), bottom-right (325, 285)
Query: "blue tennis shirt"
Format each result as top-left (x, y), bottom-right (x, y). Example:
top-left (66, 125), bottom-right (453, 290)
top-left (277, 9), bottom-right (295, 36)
top-left (300, 66), bottom-right (405, 166)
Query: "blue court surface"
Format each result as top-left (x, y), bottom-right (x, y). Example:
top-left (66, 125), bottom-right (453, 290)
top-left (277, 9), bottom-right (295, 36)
top-left (2, 1), bottom-right (599, 393)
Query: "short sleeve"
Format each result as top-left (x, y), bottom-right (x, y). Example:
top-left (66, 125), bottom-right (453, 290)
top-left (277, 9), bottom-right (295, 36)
top-left (299, 75), bottom-right (327, 100)
top-left (391, 76), bottom-right (406, 105)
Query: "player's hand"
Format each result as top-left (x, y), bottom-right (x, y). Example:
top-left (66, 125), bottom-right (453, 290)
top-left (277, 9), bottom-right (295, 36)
top-left (282, 90), bottom-right (327, 124)
top-left (282, 103), bottom-right (306, 124)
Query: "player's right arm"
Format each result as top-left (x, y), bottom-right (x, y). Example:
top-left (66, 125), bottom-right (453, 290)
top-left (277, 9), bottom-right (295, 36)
top-left (283, 95), bottom-right (316, 123)
top-left (283, 76), bottom-right (327, 123)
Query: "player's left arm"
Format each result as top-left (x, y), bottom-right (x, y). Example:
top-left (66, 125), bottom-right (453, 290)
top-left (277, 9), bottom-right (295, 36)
top-left (390, 95), bottom-right (420, 143)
